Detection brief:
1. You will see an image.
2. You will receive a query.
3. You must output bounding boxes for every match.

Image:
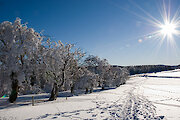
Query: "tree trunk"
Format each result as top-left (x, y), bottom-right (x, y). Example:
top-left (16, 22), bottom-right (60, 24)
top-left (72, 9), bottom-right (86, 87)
top-left (71, 84), bottom-right (74, 95)
top-left (102, 80), bottom-right (106, 90)
top-left (90, 83), bottom-right (93, 93)
top-left (85, 88), bottom-right (88, 94)
top-left (102, 86), bottom-right (105, 90)
top-left (9, 72), bottom-right (19, 103)
top-left (90, 88), bottom-right (93, 93)
top-left (49, 83), bottom-right (58, 101)
top-left (49, 62), bottom-right (66, 101)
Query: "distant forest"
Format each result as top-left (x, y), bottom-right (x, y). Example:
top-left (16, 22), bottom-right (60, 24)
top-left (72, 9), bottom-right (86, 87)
top-left (112, 65), bottom-right (180, 75)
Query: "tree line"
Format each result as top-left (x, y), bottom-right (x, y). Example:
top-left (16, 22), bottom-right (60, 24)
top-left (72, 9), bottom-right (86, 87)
top-left (0, 18), bottom-right (129, 103)
top-left (125, 65), bottom-right (179, 75)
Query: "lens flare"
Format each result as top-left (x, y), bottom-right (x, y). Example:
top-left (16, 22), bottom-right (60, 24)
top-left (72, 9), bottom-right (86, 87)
top-left (1, 95), bottom-right (6, 98)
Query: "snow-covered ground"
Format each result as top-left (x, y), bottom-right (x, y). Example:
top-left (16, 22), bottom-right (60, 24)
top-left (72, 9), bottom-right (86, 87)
top-left (1, 69), bottom-right (180, 120)
top-left (148, 69), bottom-right (180, 77)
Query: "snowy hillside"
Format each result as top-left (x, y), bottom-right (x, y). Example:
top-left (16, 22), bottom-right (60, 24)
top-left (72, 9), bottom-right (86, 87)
top-left (1, 69), bottom-right (180, 120)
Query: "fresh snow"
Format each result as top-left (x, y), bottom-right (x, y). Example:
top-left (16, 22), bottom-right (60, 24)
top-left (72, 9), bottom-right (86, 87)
top-left (1, 70), bottom-right (180, 120)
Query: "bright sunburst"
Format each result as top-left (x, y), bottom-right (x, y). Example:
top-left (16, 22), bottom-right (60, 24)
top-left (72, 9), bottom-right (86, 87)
top-left (160, 22), bottom-right (177, 38)
top-left (129, 0), bottom-right (180, 47)
top-left (148, 1), bottom-right (180, 45)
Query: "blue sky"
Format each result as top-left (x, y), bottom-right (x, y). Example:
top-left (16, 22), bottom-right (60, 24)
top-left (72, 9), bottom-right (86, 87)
top-left (1, 0), bottom-right (180, 66)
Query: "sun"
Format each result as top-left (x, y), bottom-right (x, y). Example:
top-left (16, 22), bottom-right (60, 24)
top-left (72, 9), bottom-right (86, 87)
top-left (160, 21), bottom-right (177, 38)
top-left (127, 0), bottom-right (180, 47)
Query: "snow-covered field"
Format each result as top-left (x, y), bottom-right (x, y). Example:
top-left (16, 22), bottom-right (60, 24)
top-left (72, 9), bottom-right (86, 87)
top-left (1, 69), bottom-right (180, 120)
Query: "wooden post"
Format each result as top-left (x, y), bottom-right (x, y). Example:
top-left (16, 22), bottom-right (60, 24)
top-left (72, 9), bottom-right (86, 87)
top-left (66, 97), bottom-right (67, 100)
top-left (32, 96), bottom-right (34, 106)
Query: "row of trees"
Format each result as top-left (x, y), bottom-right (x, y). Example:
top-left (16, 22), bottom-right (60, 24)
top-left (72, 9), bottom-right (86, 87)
top-left (125, 65), bottom-right (179, 75)
top-left (0, 18), bottom-right (129, 102)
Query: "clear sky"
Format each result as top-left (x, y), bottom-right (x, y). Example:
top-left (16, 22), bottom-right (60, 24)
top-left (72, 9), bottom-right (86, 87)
top-left (1, 0), bottom-right (180, 66)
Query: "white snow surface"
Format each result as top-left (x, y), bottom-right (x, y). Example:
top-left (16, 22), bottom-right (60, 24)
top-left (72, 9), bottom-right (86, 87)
top-left (1, 69), bottom-right (180, 120)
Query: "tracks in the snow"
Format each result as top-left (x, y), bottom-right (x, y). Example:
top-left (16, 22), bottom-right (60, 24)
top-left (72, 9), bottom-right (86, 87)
top-left (121, 92), bottom-right (159, 120)
top-left (119, 78), bottom-right (164, 120)
top-left (91, 78), bottom-right (165, 120)
top-left (27, 77), bottom-right (166, 120)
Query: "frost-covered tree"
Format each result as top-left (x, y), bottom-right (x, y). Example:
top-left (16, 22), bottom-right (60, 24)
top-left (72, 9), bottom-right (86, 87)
top-left (0, 18), bottom-right (130, 102)
top-left (84, 55), bottom-right (111, 89)
top-left (43, 40), bottom-right (84, 101)
top-left (120, 67), bottom-right (129, 84)
top-left (97, 59), bottom-right (111, 89)
top-left (0, 18), bottom-right (42, 102)
top-left (20, 44), bottom-right (45, 95)
top-left (43, 40), bottom-right (65, 101)
top-left (111, 67), bottom-right (129, 87)
top-left (65, 51), bottom-right (85, 94)
top-left (76, 67), bottom-right (98, 93)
